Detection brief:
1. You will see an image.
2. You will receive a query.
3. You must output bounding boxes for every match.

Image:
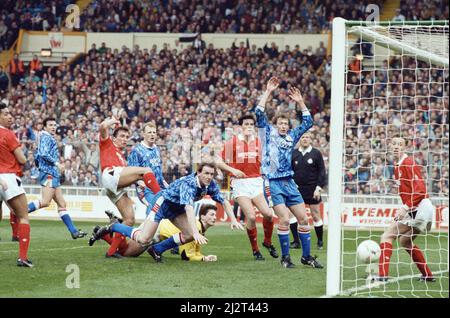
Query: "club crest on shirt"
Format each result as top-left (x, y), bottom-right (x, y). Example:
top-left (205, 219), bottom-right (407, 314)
top-left (307, 158), bottom-right (313, 164)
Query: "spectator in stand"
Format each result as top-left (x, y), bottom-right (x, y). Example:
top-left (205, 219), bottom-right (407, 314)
top-left (0, 38), bottom-right (447, 198)
top-left (0, 66), bottom-right (9, 92)
top-left (399, 0), bottom-right (449, 21)
top-left (193, 34), bottom-right (206, 54)
top-left (29, 55), bottom-right (42, 72)
top-left (9, 54), bottom-right (25, 86)
top-left (392, 9), bottom-right (406, 22)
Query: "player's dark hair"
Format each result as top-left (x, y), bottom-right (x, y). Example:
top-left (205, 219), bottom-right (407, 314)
top-left (113, 126), bottom-right (130, 137)
top-left (238, 114), bottom-right (255, 126)
top-left (199, 204), bottom-right (217, 217)
top-left (0, 102), bottom-right (7, 111)
top-left (43, 117), bottom-right (56, 127)
top-left (197, 161), bottom-right (216, 172)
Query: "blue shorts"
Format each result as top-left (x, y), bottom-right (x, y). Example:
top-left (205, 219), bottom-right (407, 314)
top-left (146, 192), bottom-right (185, 222)
top-left (38, 172), bottom-right (60, 188)
top-left (269, 177), bottom-right (304, 207)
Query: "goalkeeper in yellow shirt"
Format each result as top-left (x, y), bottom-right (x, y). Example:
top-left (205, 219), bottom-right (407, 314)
top-left (94, 204), bottom-right (218, 262)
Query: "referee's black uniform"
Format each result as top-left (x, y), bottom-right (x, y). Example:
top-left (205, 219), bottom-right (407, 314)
top-left (291, 145), bottom-right (326, 248)
top-left (291, 146), bottom-right (326, 204)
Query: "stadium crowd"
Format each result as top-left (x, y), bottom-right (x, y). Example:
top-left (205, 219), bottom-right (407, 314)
top-left (2, 0), bottom-right (448, 48)
top-left (1, 37), bottom-right (448, 198)
top-left (345, 55), bottom-right (449, 197)
top-left (79, 0), bottom-right (383, 34)
top-left (0, 1), bottom-right (448, 198)
top-left (395, 0), bottom-right (449, 21)
top-left (0, 0), bottom-right (74, 51)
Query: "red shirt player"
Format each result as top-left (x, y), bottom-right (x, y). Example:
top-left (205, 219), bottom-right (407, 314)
top-left (0, 102), bottom-right (32, 267)
top-left (216, 114), bottom-right (279, 261)
top-left (95, 115), bottom-right (160, 258)
top-left (376, 137), bottom-right (435, 282)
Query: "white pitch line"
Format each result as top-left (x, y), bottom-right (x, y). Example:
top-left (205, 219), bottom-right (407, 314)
top-left (0, 245), bottom-right (91, 253)
top-left (321, 269), bottom-right (449, 298)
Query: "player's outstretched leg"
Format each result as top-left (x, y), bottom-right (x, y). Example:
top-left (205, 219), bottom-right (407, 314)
top-left (149, 213), bottom-right (197, 263)
top-left (54, 189), bottom-right (87, 239)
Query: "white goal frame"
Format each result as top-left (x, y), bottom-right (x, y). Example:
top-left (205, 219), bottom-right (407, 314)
top-left (327, 18), bottom-right (449, 297)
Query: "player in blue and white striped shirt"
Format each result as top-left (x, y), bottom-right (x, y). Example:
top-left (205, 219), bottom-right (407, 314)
top-left (254, 77), bottom-right (322, 269)
top-left (127, 122), bottom-right (168, 205)
top-left (90, 162), bottom-right (244, 262)
top-left (28, 118), bottom-right (86, 239)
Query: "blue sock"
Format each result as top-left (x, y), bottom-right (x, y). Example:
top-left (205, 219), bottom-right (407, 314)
top-left (28, 200), bottom-right (40, 213)
top-left (153, 236), bottom-right (179, 255)
top-left (58, 210), bottom-right (77, 234)
top-left (111, 223), bottom-right (133, 238)
top-left (298, 230), bottom-right (311, 258)
top-left (278, 232), bottom-right (290, 257)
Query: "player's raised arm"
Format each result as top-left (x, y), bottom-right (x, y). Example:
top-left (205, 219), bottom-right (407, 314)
top-left (254, 77), bottom-right (279, 128)
top-left (99, 117), bottom-right (120, 141)
top-left (288, 87), bottom-right (313, 143)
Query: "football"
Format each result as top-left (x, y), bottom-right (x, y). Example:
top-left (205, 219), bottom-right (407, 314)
top-left (357, 240), bottom-right (381, 264)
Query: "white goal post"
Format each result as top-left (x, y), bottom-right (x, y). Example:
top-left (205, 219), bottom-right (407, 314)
top-left (327, 18), bottom-right (449, 297)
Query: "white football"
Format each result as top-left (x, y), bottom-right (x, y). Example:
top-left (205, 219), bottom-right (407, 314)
top-left (356, 240), bottom-right (381, 264)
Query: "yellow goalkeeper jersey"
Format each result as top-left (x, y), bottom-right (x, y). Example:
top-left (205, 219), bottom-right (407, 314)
top-left (158, 219), bottom-right (205, 261)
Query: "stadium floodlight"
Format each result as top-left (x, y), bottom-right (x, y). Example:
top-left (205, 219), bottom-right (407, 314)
top-left (328, 18), bottom-right (449, 297)
top-left (41, 48), bottom-right (52, 57)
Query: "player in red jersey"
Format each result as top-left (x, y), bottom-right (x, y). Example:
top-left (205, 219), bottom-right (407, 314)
top-left (375, 137), bottom-right (435, 282)
top-left (216, 114), bottom-right (279, 261)
top-left (98, 115), bottom-right (161, 258)
top-left (0, 102), bottom-right (33, 267)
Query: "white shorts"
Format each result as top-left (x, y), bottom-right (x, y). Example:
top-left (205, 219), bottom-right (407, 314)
top-left (399, 198), bottom-right (434, 233)
top-left (102, 167), bottom-right (128, 204)
top-left (231, 177), bottom-right (264, 200)
top-left (0, 173), bottom-right (26, 202)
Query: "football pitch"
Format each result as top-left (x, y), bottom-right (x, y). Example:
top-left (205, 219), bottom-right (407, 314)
top-left (0, 220), bottom-right (448, 298)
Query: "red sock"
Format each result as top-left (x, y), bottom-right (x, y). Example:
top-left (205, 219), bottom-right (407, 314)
top-left (18, 223), bottom-right (31, 260)
top-left (107, 233), bottom-right (124, 256)
top-left (101, 234), bottom-right (113, 245)
top-left (246, 227), bottom-right (259, 252)
top-left (143, 172), bottom-right (160, 194)
top-left (262, 217), bottom-right (274, 246)
top-left (406, 245), bottom-right (433, 277)
top-left (379, 242), bottom-right (393, 277)
top-left (118, 239), bottom-right (129, 255)
top-left (10, 212), bottom-right (18, 239)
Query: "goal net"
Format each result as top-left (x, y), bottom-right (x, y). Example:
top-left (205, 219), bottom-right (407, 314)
top-left (327, 18), bottom-right (449, 298)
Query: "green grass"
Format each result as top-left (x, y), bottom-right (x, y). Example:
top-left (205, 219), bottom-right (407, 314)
top-left (0, 220), bottom-right (448, 298)
top-left (341, 230), bottom-right (449, 298)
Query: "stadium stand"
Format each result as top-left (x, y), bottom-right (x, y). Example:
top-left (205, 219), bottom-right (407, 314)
top-left (0, 0), bottom-right (448, 197)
